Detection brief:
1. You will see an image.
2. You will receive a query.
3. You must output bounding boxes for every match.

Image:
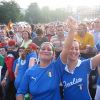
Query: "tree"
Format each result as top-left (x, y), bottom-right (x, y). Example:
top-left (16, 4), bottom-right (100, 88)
top-left (25, 3), bottom-right (41, 24)
top-left (0, 1), bottom-right (23, 24)
top-left (40, 6), bottom-right (52, 23)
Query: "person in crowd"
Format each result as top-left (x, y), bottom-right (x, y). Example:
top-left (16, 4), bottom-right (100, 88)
top-left (50, 24), bottom-right (65, 59)
top-left (0, 45), bottom-right (8, 100)
top-left (13, 25), bottom-right (23, 46)
top-left (74, 23), bottom-right (95, 59)
top-left (86, 21), bottom-right (93, 32)
top-left (32, 28), bottom-right (48, 47)
top-left (0, 40), bottom-right (18, 100)
top-left (14, 43), bottom-right (38, 91)
top-left (3, 39), bottom-right (19, 100)
top-left (31, 24), bottom-right (37, 40)
top-left (92, 18), bottom-right (100, 45)
top-left (20, 31), bottom-right (32, 48)
top-left (90, 23), bottom-right (100, 100)
top-left (16, 17), bottom-right (77, 100)
top-left (45, 25), bottom-right (55, 41)
top-left (14, 47), bottom-right (25, 90)
top-left (95, 40), bottom-right (100, 53)
top-left (0, 29), bottom-right (8, 47)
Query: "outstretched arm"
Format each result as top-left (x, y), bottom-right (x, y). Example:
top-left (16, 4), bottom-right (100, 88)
top-left (61, 17), bottom-right (77, 64)
top-left (91, 53), bottom-right (100, 69)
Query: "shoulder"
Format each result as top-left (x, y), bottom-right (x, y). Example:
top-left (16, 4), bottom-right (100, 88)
top-left (80, 59), bottom-right (91, 69)
top-left (25, 64), bottom-right (39, 75)
top-left (81, 59), bottom-right (90, 64)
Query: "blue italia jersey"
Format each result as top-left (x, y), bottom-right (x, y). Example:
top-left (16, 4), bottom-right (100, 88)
top-left (17, 56), bottom-right (65, 100)
top-left (15, 52), bottom-right (37, 90)
top-left (14, 57), bottom-right (28, 90)
top-left (26, 51), bottom-right (38, 66)
top-left (62, 59), bottom-right (93, 100)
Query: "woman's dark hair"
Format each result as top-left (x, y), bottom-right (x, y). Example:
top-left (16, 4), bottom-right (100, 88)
top-left (31, 24), bottom-right (35, 31)
top-left (36, 28), bottom-right (43, 35)
top-left (21, 52), bottom-right (26, 60)
top-left (22, 31), bottom-right (31, 39)
top-left (18, 47), bottom-right (25, 52)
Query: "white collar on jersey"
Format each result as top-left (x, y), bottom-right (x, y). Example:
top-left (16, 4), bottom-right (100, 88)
top-left (65, 59), bottom-right (81, 74)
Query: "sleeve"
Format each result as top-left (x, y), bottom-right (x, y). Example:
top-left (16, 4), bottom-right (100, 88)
top-left (54, 55), bottom-right (66, 78)
top-left (82, 59), bottom-right (93, 73)
top-left (30, 52), bottom-right (37, 59)
top-left (90, 59), bottom-right (96, 70)
top-left (27, 52), bottom-right (38, 67)
top-left (17, 70), bottom-right (30, 95)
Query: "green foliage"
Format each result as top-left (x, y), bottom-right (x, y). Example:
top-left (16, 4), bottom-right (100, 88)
top-left (0, 1), bottom-right (23, 24)
top-left (25, 3), bottom-right (41, 24)
top-left (1, 1), bottom-right (100, 24)
top-left (24, 3), bottom-right (73, 24)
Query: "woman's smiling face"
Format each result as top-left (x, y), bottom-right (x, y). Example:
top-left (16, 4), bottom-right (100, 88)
top-left (39, 42), bottom-right (54, 61)
top-left (68, 41), bottom-right (80, 61)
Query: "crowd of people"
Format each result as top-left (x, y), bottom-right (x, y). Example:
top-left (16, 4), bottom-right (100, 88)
top-left (0, 17), bottom-right (100, 100)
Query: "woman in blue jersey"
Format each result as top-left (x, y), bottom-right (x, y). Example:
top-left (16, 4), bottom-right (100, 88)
top-left (16, 17), bottom-right (77, 100)
top-left (14, 43), bottom-right (38, 90)
top-left (14, 47), bottom-right (25, 90)
top-left (61, 25), bottom-right (100, 100)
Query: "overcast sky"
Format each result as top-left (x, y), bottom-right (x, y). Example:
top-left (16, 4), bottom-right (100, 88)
top-left (1, 0), bottom-right (100, 9)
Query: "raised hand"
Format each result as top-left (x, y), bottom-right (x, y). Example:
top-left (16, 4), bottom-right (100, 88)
top-left (67, 16), bottom-right (77, 31)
